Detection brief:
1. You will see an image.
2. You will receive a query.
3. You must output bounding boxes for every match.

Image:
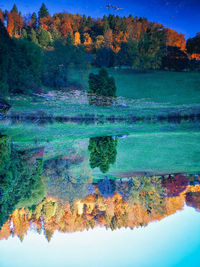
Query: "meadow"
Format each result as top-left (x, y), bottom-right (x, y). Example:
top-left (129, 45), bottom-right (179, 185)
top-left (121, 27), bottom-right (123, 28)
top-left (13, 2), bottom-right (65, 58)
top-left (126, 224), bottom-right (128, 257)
top-left (6, 69), bottom-right (200, 121)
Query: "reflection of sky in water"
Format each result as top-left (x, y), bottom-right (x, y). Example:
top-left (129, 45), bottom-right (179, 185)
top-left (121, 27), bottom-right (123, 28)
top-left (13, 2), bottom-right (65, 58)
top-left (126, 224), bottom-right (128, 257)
top-left (0, 206), bottom-right (200, 267)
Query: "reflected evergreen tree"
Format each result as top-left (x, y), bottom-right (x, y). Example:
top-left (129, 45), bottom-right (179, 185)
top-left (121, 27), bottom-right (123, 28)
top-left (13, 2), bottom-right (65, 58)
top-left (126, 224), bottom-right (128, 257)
top-left (98, 176), bottom-right (115, 198)
top-left (0, 136), bottom-right (46, 228)
top-left (88, 136), bottom-right (118, 173)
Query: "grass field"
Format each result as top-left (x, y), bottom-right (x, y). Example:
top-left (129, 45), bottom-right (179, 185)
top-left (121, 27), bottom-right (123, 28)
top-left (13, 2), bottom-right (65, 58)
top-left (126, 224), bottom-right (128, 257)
top-left (69, 68), bottom-right (200, 104)
top-left (5, 69), bottom-right (200, 120)
top-left (0, 120), bottom-right (200, 176)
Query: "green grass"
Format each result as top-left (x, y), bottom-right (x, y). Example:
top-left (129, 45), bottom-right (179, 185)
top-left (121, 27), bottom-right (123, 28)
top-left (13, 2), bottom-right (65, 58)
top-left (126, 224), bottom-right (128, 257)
top-left (69, 67), bottom-right (200, 104)
top-left (6, 69), bottom-right (200, 120)
top-left (0, 120), bottom-right (199, 175)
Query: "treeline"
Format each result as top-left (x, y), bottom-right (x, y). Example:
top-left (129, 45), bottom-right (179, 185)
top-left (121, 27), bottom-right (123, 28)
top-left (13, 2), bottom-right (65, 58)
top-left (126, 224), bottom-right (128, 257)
top-left (1, 176), bottom-right (199, 241)
top-left (0, 3), bottom-right (200, 96)
top-left (0, 18), bottom-right (87, 97)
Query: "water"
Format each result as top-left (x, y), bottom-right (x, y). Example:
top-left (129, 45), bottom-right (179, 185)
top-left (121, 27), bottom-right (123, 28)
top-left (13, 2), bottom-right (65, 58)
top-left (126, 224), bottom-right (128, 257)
top-left (0, 118), bottom-right (200, 267)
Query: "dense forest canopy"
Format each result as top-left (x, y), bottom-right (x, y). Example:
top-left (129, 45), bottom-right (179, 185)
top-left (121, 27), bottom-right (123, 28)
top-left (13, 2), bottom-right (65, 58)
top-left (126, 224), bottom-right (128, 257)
top-left (0, 3), bottom-right (199, 97)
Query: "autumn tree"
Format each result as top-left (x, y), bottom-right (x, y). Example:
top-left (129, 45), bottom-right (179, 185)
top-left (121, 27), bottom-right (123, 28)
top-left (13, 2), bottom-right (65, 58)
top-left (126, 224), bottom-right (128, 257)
top-left (74, 31), bottom-right (81, 45)
top-left (165, 28), bottom-right (186, 50)
top-left (6, 5), bottom-right (24, 37)
top-left (60, 17), bottom-right (73, 37)
top-left (0, 9), bottom-right (4, 21)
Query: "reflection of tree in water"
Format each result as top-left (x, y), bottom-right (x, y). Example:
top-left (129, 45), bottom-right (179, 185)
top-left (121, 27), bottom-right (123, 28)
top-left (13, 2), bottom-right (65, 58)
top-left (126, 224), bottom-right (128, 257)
top-left (88, 136), bottom-right (118, 173)
top-left (43, 156), bottom-right (91, 204)
top-left (98, 176), bottom-right (116, 198)
top-left (128, 176), bottom-right (167, 216)
top-left (0, 135), bottom-right (46, 228)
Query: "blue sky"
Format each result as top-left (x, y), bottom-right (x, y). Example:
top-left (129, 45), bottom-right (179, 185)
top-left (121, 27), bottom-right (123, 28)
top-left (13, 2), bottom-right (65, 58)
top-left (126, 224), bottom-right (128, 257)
top-left (0, 206), bottom-right (200, 267)
top-left (0, 0), bottom-right (199, 39)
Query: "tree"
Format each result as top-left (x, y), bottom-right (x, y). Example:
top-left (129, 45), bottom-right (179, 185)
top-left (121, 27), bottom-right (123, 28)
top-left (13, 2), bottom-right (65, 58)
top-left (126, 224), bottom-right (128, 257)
top-left (95, 35), bottom-right (105, 49)
top-left (96, 47), bottom-right (115, 68)
top-left (6, 5), bottom-right (24, 37)
top-left (0, 137), bottom-right (46, 228)
top-left (0, 9), bottom-right (4, 21)
top-left (162, 46), bottom-right (189, 71)
top-left (21, 29), bottom-right (27, 39)
top-left (49, 27), bottom-right (61, 41)
top-left (0, 19), bottom-right (13, 96)
top-left (74, 31), bottom-right (81, 45)
top-left (30, 12), bottom-right (37, 29)
top-left (186, 33), bottom-right (200, 54)
top-left (88, 136), bottom-right (118, 173)
top-left (137, 25), bottom-right (167, 69)
top-left (38, 3), bottom-right (49, 21)
top-left (60, 17), bottom-right (73, 37)
top-left (11, 4), bottom-right (18, 14)
top-left (98, 177), bottom-right (116, 198)
top-left (41, 37), bottom-right (87, 89)
top-left (116, 39), bottom-right (139, 67)
top-left (88, 68), bottom-right (117, 105)
top-left (28, 28), bottom-right (38, 44)
top-left (165, 28), bottom-right (186, 51)
top-left (38, 26), bottom-right (52, 47)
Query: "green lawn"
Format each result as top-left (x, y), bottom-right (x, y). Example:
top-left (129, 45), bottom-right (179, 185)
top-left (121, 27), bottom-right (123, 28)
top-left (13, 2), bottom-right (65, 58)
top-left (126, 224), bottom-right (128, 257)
top-left (69, 67), bottom-right (200, 105)
top-left (5, 70), bottom-right (200, 121)
top-left (0, 120), bottom-right (199, 175)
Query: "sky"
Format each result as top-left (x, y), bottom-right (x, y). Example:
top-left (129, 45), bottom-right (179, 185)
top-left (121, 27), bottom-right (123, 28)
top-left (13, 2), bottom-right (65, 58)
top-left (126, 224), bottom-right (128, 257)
top-left (0, 0), bottom-right (199, 39)
top-left (0, 206), bottom-right (200, 267)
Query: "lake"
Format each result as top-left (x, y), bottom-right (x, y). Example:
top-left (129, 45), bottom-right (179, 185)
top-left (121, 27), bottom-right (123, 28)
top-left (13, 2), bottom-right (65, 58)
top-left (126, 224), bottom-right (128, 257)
top-left (0, 113), bottom-right (200, 267)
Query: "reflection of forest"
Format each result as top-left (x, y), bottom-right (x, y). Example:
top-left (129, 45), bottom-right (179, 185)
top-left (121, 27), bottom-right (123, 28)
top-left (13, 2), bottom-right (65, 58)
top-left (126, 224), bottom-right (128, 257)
top-left (0, 173), bottom-right (200, 242)
top-left (88, 136), bottom-right (118, 173)
top-left (1, 135), bottom-right (200, 242)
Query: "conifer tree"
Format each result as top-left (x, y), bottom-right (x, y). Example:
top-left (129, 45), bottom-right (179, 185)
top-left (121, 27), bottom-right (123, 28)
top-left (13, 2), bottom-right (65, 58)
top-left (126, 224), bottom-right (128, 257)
top-left (38, 3), bottom-right (49, 20)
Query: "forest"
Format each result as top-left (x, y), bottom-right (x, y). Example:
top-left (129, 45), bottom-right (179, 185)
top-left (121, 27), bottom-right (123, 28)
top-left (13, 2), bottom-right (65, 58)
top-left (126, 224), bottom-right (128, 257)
top-left (0, 3), bottom-right (200, 98)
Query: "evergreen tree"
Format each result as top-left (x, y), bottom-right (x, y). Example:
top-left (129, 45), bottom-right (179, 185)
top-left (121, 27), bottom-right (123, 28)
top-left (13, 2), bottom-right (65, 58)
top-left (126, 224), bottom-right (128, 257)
top-left (96, 47), bottom-right (115, 67)
top-left (11, 4), bottom-right (18, 13)
top-left (88, 136), bottom-right (118, 173)
top-left (98, 177), bottom-right (116, 198)
top-left (31, 12), bottom-right (37, 29)
top-left (21, 29), bottom-right (27, 39)
top-left (49, 27), bottom-right (61, 41)
top-left (187, 33), bottom-right (200, 54)
top-left (28, 28), bottom-right (38, 44)
top-left (0, 20), bottom-right (14, 96)
top-left (102, 16), bottom-right (110, 34)
top-left (38, 3), bottom-right (49, 20)
top-left (38, 27), bottom-right (51, 47)
top-left (88, 68), bottom-right (117, 105)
